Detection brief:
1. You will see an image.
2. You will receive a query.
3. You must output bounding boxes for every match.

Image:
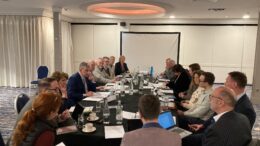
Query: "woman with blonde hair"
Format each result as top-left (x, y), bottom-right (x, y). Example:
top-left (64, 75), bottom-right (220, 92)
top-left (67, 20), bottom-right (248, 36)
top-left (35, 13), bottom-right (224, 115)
top-left (12, 92), bottom-right (62, 146)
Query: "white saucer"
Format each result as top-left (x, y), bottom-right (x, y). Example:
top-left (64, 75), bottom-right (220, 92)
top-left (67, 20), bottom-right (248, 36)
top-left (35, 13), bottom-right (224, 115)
top-left (82, 127), bottom-right (96, 133)
top-left (87, 116), bottom-right (99, 121)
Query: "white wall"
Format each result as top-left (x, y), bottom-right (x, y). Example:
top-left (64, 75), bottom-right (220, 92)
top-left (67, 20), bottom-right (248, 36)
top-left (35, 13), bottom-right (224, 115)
top-left (71, 24), bottom-right (257, 83)
top-left (71, 24), bottom-right (120, 71)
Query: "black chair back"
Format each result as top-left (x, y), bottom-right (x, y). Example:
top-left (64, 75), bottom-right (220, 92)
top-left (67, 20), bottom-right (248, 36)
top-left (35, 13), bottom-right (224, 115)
top-left (14, 93), bottom-right (30, 114)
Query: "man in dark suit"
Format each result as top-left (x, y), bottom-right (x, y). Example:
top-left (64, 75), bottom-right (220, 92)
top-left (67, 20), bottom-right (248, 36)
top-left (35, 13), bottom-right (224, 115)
top-left (166, 64), bottom-right (191, 100)
top-left (67, 62), bottom-right (96, 120)
top-left (115, 55), bottom-right (129, 76)
top-left (225, 71), bottom-right (256, 128)
top-left (121, 95), bottom-right (181, 146)
top-left (202, 86), bottom-right (252, 146)
top-left (183, 86), bottom-right (252, 146)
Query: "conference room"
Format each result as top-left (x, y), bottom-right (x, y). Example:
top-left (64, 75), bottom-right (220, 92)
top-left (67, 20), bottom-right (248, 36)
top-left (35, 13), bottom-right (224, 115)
top-left (0, 0), bottom-right (260, 146)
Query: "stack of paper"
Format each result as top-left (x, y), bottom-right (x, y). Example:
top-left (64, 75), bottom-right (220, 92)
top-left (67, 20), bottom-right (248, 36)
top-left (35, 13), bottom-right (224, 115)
top-left (69, 106), bottom-right (75, 112)
top-left (105, 126), bottom-right (125, 139)
top-left (159, 89), bottom-right (174, 94)
top-left (83, 92), bottom-right (111, 101)
top-left (158, 78), bottom-right (170, 82)
top-left (56, 142), bottom-right (66, 146)
top-left (122, 111), bottom-right (140, 119)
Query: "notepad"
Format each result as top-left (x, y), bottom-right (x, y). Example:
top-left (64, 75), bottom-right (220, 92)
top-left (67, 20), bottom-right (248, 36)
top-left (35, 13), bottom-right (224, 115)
top-left (56, 142), bottom-right (66, 146)
top-left (122, 111), bottom-right (140, 119)
top-left (105, 126), bottom-right (125, 139)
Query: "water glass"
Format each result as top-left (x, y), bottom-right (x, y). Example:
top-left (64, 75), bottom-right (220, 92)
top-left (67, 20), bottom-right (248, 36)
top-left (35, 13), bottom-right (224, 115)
top-left (103, 112), bottom-right (110, 125)
top-left (77, 114), bottom-right (84, 129)
top-left (95, 101), bottom-right (101, 114)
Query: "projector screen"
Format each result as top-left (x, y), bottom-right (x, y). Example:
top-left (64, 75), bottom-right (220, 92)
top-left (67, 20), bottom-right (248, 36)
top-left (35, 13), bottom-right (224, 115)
top-left (121, 32), bottom-right (180, 74)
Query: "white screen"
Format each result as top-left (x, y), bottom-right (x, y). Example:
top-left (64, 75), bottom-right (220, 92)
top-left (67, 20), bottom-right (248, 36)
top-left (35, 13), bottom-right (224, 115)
top-left (121, 32), bottom-right (180, 74)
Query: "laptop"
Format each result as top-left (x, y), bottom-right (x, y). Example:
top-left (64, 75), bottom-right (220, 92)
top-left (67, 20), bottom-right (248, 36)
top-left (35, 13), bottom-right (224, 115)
top-left (158, 111), bottom-right (192, 138)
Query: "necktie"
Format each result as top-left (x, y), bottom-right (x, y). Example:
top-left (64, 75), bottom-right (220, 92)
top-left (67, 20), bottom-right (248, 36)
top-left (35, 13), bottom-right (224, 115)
top-left (81, 77), bottom-right (88, 93)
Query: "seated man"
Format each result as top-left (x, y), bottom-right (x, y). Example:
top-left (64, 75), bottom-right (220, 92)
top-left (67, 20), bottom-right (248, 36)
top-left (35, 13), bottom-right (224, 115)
top-left (187, 71), bottom-right (256, 134)
top-left (67, 62), bottom-right (96, 120)
top-left (184, 86), bottom-right (252, 146)
top-left (177, 72), bottom-right (214, 128)
top-left (103, 56), bottom-right (115, 79)
top-left (161, 58), bottom-right (176, 80)
top-left (109, 56), bottom-right (116, 77)
top-left (121, 95), bottom-right (181, 146)
top-left (93, 58), bottom-right (115, 85)
top-left (225, 71), bottom-right (256, 128)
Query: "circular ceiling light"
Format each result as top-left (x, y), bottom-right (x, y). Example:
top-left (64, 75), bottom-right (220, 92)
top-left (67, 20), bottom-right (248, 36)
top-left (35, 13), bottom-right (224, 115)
top-left (87, 2), bottom-right (165, 18)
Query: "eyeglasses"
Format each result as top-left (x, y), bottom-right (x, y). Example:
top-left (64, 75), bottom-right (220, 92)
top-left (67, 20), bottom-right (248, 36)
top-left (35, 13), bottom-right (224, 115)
top-left (209, 94), bottom-right (223, 100)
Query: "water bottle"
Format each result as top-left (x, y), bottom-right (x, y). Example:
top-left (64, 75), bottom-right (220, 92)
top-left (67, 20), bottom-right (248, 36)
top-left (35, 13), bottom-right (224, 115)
top-left (77, 114), bottom-right (84, 129)
top-left (129, 79), bottom-right (134, 95)
top-left (120, 80), bottom-right (125, 97)
top-left (116, 100), bottom-right (123, 124)
top-left (103, 99), bottom-right (110, 124)
top-left (150, 66), bottom-right (154, 77)
top-left (138, 74), bottom-right (144, 94)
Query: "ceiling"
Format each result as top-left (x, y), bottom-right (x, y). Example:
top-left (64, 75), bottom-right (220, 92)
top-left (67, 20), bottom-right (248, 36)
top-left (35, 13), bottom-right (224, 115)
top-left (0, 0), bottom-right (259, 19)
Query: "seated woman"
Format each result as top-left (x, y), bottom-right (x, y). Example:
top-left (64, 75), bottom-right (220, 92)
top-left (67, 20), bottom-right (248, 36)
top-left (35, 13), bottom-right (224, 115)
top-left (51, 71), bottom-right (69, 98)
top-left (12, 92), bottom-right (62, 146)
top-left (180, 70), bottom-right (205, 110)
top-left (179, 70), bottom-right (204, 100)
top-left (115, 55), bottom-right (129, 76)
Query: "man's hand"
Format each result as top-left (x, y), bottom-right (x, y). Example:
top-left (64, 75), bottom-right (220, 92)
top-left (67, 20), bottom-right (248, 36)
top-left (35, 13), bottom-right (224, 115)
top-left (178, 92), bottom-right (185, 98)
top-left (188, 124), bottom-right (204, 132)
top-left (86, 91), bottom-right (94, 97)
top-left (177, 110), bottom-right (184, 116)
top-left (59, 110), bottom-right (71, 122)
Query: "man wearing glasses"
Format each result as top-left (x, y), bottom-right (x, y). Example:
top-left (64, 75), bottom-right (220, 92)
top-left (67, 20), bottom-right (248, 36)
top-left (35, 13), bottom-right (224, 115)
top-left (202, 86), bottom-right (251, 146)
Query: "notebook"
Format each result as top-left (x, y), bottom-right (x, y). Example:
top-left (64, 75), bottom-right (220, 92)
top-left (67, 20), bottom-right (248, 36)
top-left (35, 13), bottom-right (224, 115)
top-left (158, 111), bottom-right (192, 138)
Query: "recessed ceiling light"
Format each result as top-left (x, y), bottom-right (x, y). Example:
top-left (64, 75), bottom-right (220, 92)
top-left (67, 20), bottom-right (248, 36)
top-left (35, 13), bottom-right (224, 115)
top-left (87, 2), bottom-right (165, 18)
top-left (169, 15), bottom-right (175, 18)
top-left (243, 14), bottom-right (250, 19)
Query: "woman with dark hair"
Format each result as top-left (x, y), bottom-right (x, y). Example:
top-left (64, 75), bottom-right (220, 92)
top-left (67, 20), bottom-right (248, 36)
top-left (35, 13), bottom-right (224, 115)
top-left (167, 64), bottom-right (191, 101)
top-left (12, 92), bottom-right (62, 146)
top-left (179, 70), bottom-right (204, 100)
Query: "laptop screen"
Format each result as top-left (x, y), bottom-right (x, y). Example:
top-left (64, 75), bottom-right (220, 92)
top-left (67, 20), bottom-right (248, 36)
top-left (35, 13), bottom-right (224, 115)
top-left (158, 111), bottom-right (176, 129)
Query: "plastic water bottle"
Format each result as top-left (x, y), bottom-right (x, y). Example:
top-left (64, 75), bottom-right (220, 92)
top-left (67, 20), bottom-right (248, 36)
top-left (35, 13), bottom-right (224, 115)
top-left (150, 66), bottom-right (154, 77)
top-left (129, 79), bottom-right (134, 95)
top-left (120, 80), bottom-right (125, 97)
top-left (116, 100), bottom-right (123, 124)
top-left (103, 99), bottom-right (110, 124)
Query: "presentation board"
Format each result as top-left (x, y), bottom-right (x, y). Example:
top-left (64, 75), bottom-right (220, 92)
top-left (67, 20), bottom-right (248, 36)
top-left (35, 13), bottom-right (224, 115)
top-left (121, 32), bottom-right (180, 74)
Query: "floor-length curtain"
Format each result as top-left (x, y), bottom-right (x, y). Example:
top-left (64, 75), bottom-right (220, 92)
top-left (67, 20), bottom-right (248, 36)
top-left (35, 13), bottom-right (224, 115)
top-left (61, 21), bottom-right (74, 75)
top-left (0, 16), bottom-right (54, 87)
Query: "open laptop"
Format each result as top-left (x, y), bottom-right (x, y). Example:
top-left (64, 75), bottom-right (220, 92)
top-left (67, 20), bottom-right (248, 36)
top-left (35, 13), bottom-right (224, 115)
top-left (158, 111), bottom-right (192, 138)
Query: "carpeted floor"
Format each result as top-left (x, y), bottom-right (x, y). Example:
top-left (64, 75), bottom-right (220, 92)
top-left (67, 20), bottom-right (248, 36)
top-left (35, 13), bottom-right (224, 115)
top-left (0, 86), bottom-right (259, 144)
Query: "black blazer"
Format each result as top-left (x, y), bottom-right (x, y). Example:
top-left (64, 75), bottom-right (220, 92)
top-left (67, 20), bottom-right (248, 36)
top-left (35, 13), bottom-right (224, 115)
top-left (203, 111), bottom-right (251, 146)
top-left (67, 72), bottom-right (96, 103)
top-left (167, 71), bottom-right (191, 99)
top-left (234, 94), bottom-right (256, 129)
top-left (115, 62), bottom-right (129, 76)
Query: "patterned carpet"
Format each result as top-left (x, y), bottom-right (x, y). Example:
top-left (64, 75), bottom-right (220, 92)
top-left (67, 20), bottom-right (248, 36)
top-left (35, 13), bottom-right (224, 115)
top-left (0, 86), bottom-right (259, 144)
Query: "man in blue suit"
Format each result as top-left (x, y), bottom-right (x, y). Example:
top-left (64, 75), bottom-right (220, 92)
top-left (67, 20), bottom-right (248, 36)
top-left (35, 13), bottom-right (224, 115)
top-left (67, 62), bottom-right (96, 120)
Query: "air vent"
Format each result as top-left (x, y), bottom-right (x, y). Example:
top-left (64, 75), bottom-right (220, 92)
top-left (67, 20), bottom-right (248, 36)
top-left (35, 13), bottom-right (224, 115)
top-left (208, 8), bottom-right (226, 12)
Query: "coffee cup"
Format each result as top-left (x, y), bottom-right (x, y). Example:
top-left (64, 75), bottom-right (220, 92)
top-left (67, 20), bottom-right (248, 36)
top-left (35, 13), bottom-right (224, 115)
top-left (83, 123), bottom-right (93, 131)
top-left (89, 112), bottom-right (97, 121)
